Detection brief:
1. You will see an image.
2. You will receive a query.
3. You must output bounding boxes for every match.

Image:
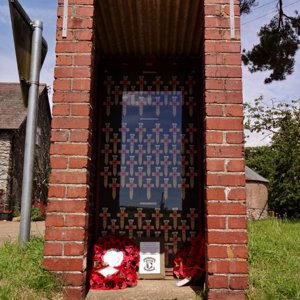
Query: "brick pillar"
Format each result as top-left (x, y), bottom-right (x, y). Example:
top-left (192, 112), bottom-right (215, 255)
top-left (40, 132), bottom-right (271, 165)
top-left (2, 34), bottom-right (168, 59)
top-left (203, 1), bottom-right (248, 299)
top-left (43, 1), bottom-right (95, 299)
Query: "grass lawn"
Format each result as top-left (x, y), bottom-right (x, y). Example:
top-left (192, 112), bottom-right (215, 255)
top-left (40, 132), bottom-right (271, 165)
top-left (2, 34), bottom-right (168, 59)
top-left (0, 219), bottom-right (299, 299)
top-left (248, 218), bottom-right (300, 300)
top-left (0, 237), bottom-right (62, 300)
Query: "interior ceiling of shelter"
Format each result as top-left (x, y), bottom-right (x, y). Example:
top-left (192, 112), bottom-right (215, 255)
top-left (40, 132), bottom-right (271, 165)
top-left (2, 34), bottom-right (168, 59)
top-left (95, 0), bottom-right (204, 59)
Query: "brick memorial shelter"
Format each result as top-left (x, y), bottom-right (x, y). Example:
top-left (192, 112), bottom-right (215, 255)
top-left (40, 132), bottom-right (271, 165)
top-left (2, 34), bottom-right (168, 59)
top-left (44, 0), bottom-right (248, 298)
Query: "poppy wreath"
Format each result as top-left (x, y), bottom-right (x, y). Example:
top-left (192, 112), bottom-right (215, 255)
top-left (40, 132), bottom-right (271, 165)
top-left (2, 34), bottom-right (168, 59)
top-left (90, 234), bottom-right (140, 290)
top-left (173, 233), bottom-right (205, 285)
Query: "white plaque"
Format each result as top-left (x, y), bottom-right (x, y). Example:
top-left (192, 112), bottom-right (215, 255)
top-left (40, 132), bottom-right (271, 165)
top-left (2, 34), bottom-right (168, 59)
top-left (139, 241), bottom-right (160, 274)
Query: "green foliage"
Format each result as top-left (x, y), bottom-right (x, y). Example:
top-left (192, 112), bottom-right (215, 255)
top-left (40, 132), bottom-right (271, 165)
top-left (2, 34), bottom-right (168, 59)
top-left (243, 15), bottom-right (299, 83)
top-left (245, 98), bottom-right (300, 218)
top-left (0, 237), bottom-right (62, 300)
top-left (12, 208), bottom-right (20, 218)
top-left (31, 206), bottom-right (45, 222)
top-left (270, 108), bottom-right (300, 217)
top-left (245, 146), bottom-right (274, 180)
top-left (242, 1), bottom-right (300, 83)
top-left (248, 219), bottom-right (300, 299)
top-left (240, 0), bottom-right (258, 15)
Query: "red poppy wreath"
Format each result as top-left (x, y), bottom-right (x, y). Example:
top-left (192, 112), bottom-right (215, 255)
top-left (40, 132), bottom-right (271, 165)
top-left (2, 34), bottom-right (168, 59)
top-left (173, 233), bottom-right (205, 285)
top-left (90, 234), bottom-right (140, 290)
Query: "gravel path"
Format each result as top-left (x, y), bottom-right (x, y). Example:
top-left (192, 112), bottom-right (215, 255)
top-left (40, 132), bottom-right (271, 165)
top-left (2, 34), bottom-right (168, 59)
top-left (0, 221), bottom-right (45, 245)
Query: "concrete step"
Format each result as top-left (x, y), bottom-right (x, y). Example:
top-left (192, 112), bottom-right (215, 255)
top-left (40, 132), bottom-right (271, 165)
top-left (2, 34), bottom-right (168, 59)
top-left (86, 280), bottom-right (203, 300)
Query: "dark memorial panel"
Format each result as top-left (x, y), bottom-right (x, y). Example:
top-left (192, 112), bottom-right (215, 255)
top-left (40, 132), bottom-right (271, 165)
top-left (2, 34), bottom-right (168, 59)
top-left (98, 70), bottom-right (201, 267)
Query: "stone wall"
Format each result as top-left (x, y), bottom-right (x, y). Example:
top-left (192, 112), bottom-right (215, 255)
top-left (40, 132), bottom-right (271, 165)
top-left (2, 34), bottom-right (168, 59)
top-left (247, 208), bottom-right (268, 220)
top-left (246, 182), bottom-right (268, 220)
top-left (32, 88), bottom-right (52, 204)
top-left (10, 87), bottom-right (51, 212)
top-left (0, 132), bottom-right (12, 211)
top-left (9, 120), bottom-right (25, 212)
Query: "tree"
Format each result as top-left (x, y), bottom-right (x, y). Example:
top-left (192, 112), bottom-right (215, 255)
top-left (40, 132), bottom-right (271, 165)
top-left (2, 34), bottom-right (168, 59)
top-left (245, 98), bottom-right (300, 218)
top-left (240, 0), bottom-right (258, 14)
top-left (245, 146), bottom-right (274, 180)
top-left (240, 0), bottom-right (300, 83)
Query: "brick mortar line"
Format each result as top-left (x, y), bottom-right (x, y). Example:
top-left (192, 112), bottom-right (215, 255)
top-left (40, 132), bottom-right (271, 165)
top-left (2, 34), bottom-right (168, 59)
top-left (51, 143), bottom-right (91, 146)
top-left (205, 103), bottom-right (243, 105)
top-left (47, 196), bottom-right (89, 199)
top-left (207, 229), bottom-right (247, 232)
top-left (46, 213), bottom-right (88, 217)
top-left (205, 89), bottom-right (242, 92)
top-left (51, 157), bottom-right (91, 160)
top-left (204, 186), bottom-right (245, 188)
top-left (54, 271), bottom-right (86, 274)
top-left (206, 171), bottom-right (245, 174)
top-left (45, 241), bottom-right (86, 244)
top-left (204, 40), bottom-right (241, 42)
top-left (55, 51), bottom-right (92, 54)
top-left (58, 28), bottom-right (92, 32)
top-left (205, 117), bottom-right (242, 120)
top-left (44, 255), bottom-right (87, 259)
top-left (51, 152), bottom-right (92, 155)
top-left (206, 157), bottom-right (244, 160)
top-left (206, 214), bottom-right (246, 216)
top-left (204, 51), bottom-right (241, 54)
top-left (57, 4), bottom-right (94, 6)
top-left (204, 14), bottom-right (241, 18)
top-left (50, 169), bottom-right (89, 172)
top-left (53, 77), bottom-right (92, 80)
top-left (207, 243), bottom-right (248, 246)
top-left (204, 65), bottom-right (241, 68)
top-left (55, 65), bottom-right (92, 67)
top-left (206, 257), bottom-right (248, 260)
top-left (205, 130), bottom-right (244, 132)
top-left (49, 184), bottom-right (89, 187)
top-left (206, 204), bottom-right (246, 206)
top-left (206, 186), bottom-right (245, 188)
top-left (45, 226), bottom-right (88, 229)
top-left (47, 198), bottom-right (89, 201)
top-left (51, 116), bottom-right (92, 119)
top-left (204, 89), bottom-right (241, 92)
top-left (62, 287), bottom-right (85, 290)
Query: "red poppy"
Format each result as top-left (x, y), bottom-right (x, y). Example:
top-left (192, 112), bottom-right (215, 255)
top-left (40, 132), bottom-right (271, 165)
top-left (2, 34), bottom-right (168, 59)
top-left (90, 234), bottom-right (140, 290)
top-left (173, 233), bottom-right (205, 285)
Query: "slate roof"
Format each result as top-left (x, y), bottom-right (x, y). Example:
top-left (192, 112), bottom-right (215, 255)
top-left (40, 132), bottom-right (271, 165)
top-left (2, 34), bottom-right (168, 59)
top-left (0, 83), bottom-right (47, 130)
top-left (245, 166), bottom-right (269, 183)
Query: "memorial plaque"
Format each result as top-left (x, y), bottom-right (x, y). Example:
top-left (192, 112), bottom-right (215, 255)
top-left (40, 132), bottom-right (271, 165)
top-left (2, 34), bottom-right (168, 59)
top-left (138, 238), bottom-right (165, 279)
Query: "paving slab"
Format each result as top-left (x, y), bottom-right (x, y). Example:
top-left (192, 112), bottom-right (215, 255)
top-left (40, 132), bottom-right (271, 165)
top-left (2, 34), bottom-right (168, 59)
top-left (86, 280), bottom-right (202, 300)
top-left (0, 221), bottom-right (45, 245)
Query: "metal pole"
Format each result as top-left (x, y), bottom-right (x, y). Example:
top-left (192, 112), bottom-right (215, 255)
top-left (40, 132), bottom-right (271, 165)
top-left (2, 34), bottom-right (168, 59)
top-left (19, 20), bottom-right (43, 247)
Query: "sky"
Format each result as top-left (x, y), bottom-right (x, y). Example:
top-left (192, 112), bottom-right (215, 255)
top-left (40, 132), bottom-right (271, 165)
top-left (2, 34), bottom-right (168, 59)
top-left (0, 0), bottom-right (57, 89)
top-left (0, 0), bottom-right (299, 146)
top-left (241, 0), bottom-right (300, 146)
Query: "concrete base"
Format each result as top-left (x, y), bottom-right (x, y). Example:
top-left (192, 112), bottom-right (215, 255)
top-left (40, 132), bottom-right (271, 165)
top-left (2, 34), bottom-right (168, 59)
top-left (86, 280), bottom-right (203, 300)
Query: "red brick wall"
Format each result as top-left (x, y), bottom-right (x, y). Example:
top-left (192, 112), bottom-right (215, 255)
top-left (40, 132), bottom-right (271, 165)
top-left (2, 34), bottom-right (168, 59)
top-left (204, 1), bottom-right (248, 299)
top-left (44, 0), bottom-right (248, 299)
top-left (43, 0), bottom-right (95, 299)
